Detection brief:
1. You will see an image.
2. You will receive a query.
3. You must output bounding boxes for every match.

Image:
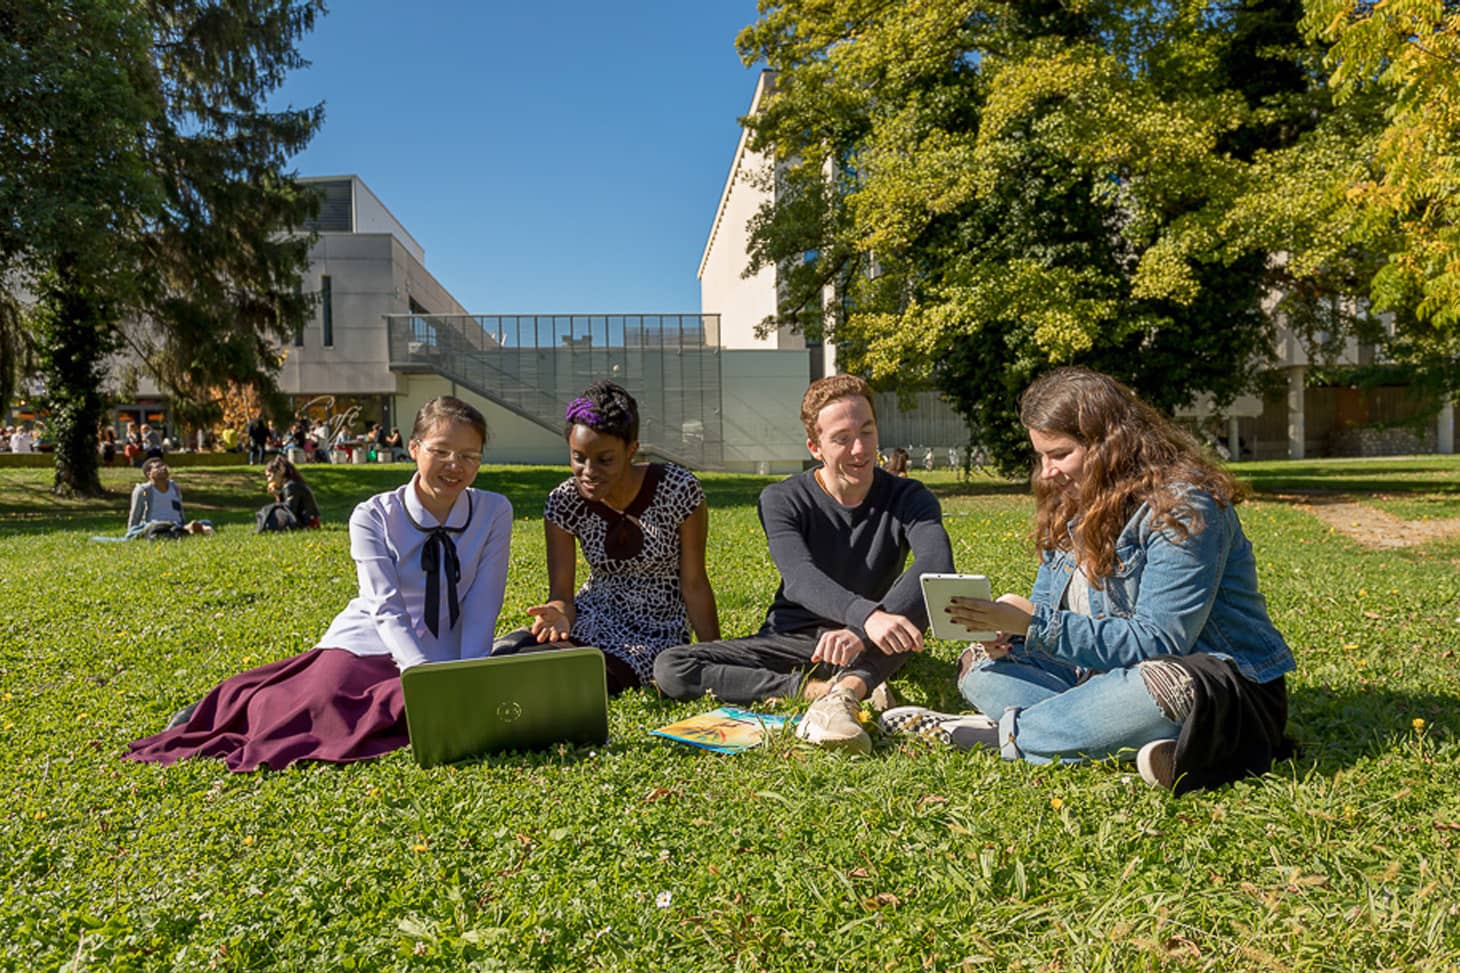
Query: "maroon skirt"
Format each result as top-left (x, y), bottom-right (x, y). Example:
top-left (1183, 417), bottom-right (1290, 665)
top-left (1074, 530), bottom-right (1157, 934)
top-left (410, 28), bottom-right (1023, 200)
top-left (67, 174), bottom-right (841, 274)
top-left (125, 648), bottom-right (408, 772)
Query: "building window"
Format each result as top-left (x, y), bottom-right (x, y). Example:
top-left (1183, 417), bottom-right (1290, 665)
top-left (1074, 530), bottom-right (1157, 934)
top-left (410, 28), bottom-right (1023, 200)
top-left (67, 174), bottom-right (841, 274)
top-left (292, 286), bottom-right (304, 347)
top-left (321, 275), bottom-right (333, 348)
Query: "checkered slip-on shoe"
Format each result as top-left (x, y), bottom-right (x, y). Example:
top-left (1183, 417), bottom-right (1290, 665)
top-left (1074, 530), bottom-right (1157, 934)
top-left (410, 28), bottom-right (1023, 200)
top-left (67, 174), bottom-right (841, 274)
top-left (878, 706), bottom-right (998, 752)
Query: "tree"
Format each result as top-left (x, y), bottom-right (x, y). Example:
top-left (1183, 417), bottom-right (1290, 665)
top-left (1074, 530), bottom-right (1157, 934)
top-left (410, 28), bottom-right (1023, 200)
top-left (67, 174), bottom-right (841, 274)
top-left (736, 0), bottom-right (1356, 470)
top-left (1300, 0), bottom-right (1460, 388)
top-left (0, 0), bottom-right (322, 496)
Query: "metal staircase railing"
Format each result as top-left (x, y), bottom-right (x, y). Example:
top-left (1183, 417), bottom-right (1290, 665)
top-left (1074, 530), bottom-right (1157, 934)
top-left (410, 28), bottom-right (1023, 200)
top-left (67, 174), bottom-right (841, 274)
top-left (386, 314), bottom-right (724, 470)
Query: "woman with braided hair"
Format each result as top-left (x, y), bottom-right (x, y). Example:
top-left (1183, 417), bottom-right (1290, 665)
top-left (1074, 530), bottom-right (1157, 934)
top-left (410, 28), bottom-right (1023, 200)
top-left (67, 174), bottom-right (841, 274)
top-left (493, 380), bottom-right (720, 694)
top-left (126, 396), bottom-right (513, 771)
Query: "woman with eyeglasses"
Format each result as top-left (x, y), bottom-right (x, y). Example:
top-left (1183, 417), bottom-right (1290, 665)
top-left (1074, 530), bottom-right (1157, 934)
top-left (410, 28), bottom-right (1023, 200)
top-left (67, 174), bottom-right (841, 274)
top-left (126, 396), bottom-right (513, 771)
top-left (492, 380), bottom-right (720, 695)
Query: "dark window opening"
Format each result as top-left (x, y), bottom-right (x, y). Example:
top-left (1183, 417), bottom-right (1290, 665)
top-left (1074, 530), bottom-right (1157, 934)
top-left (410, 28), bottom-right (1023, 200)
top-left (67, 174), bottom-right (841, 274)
top-left (321, 275), bottom-right (333, 347)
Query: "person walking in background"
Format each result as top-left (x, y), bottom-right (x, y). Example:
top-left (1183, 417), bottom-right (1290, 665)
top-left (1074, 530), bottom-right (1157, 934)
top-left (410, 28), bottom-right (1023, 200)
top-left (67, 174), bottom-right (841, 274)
top-left (125, 396), bottom-right (513, 771)
top-left (492, 381), bottom-right (720, 695)
top-left (246, 411), bottom-right (271, 464)
top-left (879, 367), bottom-right (1295, 792)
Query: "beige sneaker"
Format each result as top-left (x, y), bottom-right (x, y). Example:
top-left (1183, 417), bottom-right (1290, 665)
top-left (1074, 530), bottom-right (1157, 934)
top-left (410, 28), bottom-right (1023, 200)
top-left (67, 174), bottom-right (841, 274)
top-left (1136, 739), bottom-right (1177, 789)
top-left (794, 687), bottom-right (872, 754)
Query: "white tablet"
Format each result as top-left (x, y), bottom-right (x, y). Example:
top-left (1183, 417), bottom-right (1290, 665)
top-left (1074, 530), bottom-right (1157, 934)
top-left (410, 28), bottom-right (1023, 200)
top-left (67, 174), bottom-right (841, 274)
top-left (920, 573), bottom-right (997, 642)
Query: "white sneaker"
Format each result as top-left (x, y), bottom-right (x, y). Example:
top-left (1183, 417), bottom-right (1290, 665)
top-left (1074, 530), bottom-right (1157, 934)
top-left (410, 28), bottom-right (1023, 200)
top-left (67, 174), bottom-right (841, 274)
top-left (878, 705), bottom-right (999, 751)
top-left (794, 687), bottom-right (871, 754)
top-left (1136, 739), bottom-right (1177, 789)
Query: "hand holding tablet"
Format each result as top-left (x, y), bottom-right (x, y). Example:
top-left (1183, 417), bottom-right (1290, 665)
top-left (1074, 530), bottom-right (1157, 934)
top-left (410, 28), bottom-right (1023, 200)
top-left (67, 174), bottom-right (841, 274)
top-left (920, 574), bottom-right (997, 641)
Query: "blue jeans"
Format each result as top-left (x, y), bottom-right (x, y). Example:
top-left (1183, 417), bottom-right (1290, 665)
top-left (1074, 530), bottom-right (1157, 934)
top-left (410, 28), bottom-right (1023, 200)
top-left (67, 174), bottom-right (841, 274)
top-left (959, 654), bottom-right (1180, 765)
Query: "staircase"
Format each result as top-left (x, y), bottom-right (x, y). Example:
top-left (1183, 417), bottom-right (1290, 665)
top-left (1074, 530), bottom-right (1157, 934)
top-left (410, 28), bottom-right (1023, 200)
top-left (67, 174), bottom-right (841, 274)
top-left (386, 314), bottom-right (724, 470)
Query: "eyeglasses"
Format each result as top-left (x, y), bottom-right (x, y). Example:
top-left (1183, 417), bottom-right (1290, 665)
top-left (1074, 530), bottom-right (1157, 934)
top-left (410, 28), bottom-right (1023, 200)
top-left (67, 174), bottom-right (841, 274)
top-left (417, 443), bottom-right (482, 467)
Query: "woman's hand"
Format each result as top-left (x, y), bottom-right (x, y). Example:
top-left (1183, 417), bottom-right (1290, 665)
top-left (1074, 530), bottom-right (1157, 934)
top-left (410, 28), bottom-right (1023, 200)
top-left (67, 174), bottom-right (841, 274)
top-left (526, 601), bottom-right (575, 643)
top-left (948, 593), bottom-right (1034, 658)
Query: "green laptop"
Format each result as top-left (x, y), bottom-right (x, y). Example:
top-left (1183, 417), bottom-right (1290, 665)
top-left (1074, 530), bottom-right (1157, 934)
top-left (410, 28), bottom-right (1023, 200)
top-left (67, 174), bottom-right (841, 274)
top-left (400, 648), bottom-right (609, 768)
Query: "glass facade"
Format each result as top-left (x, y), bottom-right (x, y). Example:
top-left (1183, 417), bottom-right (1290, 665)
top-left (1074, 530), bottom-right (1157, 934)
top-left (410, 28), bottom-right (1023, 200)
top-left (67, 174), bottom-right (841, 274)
top-left (388, 314), bottom-right (723, 469)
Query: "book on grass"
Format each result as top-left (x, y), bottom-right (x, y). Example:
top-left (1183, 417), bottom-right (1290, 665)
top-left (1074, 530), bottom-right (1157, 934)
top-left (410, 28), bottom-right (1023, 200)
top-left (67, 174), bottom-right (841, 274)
top-left (650, 706), bottom-right (795, 754)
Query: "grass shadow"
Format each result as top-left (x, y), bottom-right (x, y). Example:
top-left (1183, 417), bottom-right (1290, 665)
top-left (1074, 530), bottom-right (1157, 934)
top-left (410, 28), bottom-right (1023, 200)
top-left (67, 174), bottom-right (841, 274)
top-left (1285, 682), bottom-right (1459, 777)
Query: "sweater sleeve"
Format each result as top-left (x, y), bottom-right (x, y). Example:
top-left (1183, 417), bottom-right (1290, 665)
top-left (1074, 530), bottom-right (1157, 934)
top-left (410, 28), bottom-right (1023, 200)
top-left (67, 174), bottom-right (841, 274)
top-left (127, 484), bottom-right (146, 529)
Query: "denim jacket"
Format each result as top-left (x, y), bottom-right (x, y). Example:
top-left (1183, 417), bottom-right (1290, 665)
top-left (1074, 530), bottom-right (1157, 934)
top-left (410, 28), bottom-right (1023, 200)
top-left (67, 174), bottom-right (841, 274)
top-left (1017, 488), bottom-right (1295, 684)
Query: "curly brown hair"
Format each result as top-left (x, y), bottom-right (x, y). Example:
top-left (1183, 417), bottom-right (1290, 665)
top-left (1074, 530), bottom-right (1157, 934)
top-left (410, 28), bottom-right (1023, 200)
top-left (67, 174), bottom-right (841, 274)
top-left (1020, 367), bottom-right (1243, 583)
top-left (800, 375), bottom-right (876, 441)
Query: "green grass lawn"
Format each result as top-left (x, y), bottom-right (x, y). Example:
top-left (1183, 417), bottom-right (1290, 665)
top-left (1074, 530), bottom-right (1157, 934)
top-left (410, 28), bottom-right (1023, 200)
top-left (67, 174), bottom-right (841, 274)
top-left (2, 459), bottom-right (1458, 970)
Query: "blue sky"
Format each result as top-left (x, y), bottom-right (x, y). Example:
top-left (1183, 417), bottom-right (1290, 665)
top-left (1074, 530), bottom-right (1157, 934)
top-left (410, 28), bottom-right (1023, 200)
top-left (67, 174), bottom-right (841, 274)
top-left (272, 1), bottom-right (764, 315)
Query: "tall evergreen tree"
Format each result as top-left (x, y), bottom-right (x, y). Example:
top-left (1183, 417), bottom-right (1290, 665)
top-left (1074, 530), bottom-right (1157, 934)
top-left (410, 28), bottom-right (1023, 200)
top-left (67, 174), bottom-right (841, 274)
top-left (1, 0), bottom-right (322, 496)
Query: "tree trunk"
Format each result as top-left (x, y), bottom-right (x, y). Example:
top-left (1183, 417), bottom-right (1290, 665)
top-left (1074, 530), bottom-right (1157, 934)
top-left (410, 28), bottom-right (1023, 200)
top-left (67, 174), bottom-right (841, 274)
top-left (38, 256), bottom-right (113, 498)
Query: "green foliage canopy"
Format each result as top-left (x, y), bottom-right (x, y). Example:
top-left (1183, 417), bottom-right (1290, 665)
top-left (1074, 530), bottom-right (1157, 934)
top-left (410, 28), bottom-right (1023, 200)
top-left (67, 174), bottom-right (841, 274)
top-left (736, 0), bottom-right (1376, 469)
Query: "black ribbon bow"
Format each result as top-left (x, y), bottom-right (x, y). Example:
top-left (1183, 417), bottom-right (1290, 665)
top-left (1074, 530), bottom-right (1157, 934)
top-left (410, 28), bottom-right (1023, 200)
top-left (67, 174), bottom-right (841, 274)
top-left (405, 493), bottom-right (473, 638)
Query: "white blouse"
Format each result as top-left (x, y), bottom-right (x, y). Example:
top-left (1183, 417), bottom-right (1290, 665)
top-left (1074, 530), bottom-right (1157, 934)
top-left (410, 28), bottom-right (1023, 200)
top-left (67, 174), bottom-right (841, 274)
top-left (315, 475), bottom-right (513, 670)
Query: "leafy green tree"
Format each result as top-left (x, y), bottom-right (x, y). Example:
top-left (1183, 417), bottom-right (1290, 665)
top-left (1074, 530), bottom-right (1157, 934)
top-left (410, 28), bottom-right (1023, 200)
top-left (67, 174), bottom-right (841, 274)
top-left (1299, 0), bottom-right (1460, 387)
top-left (1, 0), bottom-right (322, 496)
top-left (736, 0), bottom-right (1354, 470)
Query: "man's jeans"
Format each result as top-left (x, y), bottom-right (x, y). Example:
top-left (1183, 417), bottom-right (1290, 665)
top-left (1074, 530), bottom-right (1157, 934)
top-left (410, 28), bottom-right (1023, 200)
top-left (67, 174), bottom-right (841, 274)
top-left (959, 654), bottom-right (1180, 765)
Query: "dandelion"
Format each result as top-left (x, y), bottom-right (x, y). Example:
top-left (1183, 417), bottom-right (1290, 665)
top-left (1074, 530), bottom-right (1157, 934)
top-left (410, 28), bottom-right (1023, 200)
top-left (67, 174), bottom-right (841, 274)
top-left (243, 835), bottom-right (255, 847)
top-left (655, 891), bottom-right (672, 909)
top-left (1050, 797), bottom-right (1064, 810)
top-left (412, 842), bottom-right (429, 853)
top-left (1413, 718), bottom-right (1426, 732)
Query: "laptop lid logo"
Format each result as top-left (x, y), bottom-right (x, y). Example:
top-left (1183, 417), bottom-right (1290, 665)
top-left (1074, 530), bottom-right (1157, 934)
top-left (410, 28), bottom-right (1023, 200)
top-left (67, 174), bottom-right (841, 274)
top-left (496, 701), bottom-right (523, 724)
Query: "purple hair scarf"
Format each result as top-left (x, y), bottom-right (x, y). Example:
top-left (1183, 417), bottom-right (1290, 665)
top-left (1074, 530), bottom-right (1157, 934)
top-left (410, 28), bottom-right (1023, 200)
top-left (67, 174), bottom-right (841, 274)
top-left (565, 397), bottom-right (601, 425)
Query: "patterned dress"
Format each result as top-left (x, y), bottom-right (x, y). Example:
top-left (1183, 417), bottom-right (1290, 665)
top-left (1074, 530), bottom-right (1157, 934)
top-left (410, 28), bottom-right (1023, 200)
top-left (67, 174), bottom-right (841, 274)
top-left (544, 463), bottom-right (705, 684)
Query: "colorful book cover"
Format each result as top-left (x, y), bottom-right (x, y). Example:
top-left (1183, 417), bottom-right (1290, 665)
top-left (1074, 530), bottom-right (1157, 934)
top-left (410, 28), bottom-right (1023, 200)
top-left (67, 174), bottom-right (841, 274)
top-left (650, 706), bottom-right (796, 754)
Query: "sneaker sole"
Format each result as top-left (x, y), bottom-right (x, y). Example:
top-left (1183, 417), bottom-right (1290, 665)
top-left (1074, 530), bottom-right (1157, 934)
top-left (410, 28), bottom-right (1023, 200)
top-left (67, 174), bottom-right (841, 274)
top-left (795, 723), bottom-right (873, 755)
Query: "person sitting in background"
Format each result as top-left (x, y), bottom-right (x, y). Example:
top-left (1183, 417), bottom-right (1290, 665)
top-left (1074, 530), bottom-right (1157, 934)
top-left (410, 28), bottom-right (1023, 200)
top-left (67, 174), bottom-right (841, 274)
top-left (99, 426), bottom-right (118, 466)
top-left (9, 425), bottom-right (34, 454)
top-left (492, 381), bottom-right (720, 695)
top-left (883, 446), bottom-right (910, 477)
top-left (384, 427), bottom-right (406, 461)
top-left (878, 367), bottom-right (1295, 792)
top-left (255, 455), bottom-right (322, 532)
top-left (124, 458), bottom-right (213, 539)
top-left (139, 424), bottom-right (164, 461)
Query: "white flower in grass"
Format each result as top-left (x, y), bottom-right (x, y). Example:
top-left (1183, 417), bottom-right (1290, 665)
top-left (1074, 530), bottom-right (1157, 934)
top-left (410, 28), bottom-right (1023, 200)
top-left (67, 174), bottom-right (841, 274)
top-left (655, 891), bottom-right (672, 909)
